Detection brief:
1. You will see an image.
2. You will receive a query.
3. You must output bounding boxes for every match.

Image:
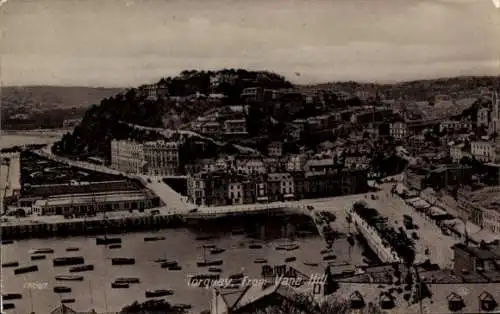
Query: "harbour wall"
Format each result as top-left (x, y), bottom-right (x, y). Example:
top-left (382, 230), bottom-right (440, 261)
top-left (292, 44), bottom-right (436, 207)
top-left (1, 214), bottom-right (185, 240)
top-left (349, 210), bottom-right (402, 263)
top-left (1, 205), bottom-right (308, 240)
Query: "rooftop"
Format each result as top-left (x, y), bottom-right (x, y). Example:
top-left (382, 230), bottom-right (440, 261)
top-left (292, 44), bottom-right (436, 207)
top-left (33, 191), bottom-right (154, 207)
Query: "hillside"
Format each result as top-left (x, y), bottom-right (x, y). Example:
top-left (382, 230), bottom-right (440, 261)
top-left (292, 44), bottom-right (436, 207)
top-left (2, 86), bottom-right (124, 110)
top-left (53, 69), bottom-right (292, 160)
top-left (2, 86), bottom-right (124, 129)
top-left (299, 76), bottom-right (499, 101)
top-left (53, 72), bottom-right (498, 163)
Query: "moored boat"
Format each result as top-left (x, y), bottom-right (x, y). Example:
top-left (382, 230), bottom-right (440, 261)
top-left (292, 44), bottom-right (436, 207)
top-left (111, 258), bottom-right (135, 265)
top-left (210, 248), bottom-right (225, 255)
top-left (254, 258), bottom-right (267, 264)
top-left (161, 261), bottom-right (178, 268)
top-left (323, 254), bottom-right (336, 261)
top-left (275, 242), bottom-right (299, 251)
top-left (144, 236), bottom-right (166, 242)
top-left (195, 235), bottom-right (213, 241)
top-left (320, 249), bottom-right (331, 254)
top-left (55, 275), bottom-right (84, 281)
top-left (202, 244), bottom-right (216, 249)
top-left (66, 247), bottom-right (80, 252)
top-left (173, 304), bottom-right (192, 311)
top-left (30, 248), bottom-right (54, 254)
top-left (168, 265), bottom-right (182, 271)
top-left (248, 244), bottom-right (263, 249)
top-left (2, 293), bottom-right (22, 300)
top-left (208, 267), bottom-right (222, 273)
top-left (53, 286), bottom-right (72, 293)
top-left (304, 262), bottom-right (319, 267)
top-left (111, 282), bottom-right (129, 289)
top-left (3, 303), bottom-right (15, 310)
top-left (96, 237), bottom-right (121, 245)
top-left (14, 265), bottom-right (38, 275)
top-left (2, 261), bottom-right (19, 268)
top-left (69, 264), bottom-right (94, 272)
top-left (108, 244), bottom-right (121, 249)
top-left (61, 298), bottom-right (76, 304)
top-left (229, 273), bottom-right (244, 280)
top-left (1, 240), bottom-right (14, 245)
top-left (53, 257), bottom-right (85, 267)
top-left (115, 277), bottom-right (140, 284)
top-left (31, 255), bottom-right (46, 261)
top-left (285, 257), bottom-right (297, 263)
top-left (197, 259), bottom-right (223, 267)
top-left (145, 289), bottom-right (174, 298)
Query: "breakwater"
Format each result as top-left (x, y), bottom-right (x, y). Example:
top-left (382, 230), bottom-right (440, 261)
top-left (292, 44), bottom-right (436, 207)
top-left (1, 214), bottom-right (185, 240)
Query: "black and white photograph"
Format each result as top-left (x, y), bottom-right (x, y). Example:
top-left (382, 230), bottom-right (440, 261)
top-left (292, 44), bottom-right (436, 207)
top-left (1, 0), bottom-right (500, 313)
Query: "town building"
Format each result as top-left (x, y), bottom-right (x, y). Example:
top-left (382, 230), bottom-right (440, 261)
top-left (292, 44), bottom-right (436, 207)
top-left (439, 119), bottom-right (472, 133)
top-left (223, 119), bottom-right (247, 134)
top-left (470, 140), bottom-right (496, 162)
top-left (286, 154), bottom-right (307, 172)
top-left (452, 243), bottom-right (500, 274)
top-left (31, 190), bottom-right (160, 216)
top-left (241, 87), bottom-right (264, 102)
top-left (143, 141), bottom-right (180, 176)
top-left (389, 121), bottom-right (408, 140)
top-left (111, 140), bottom-right (145, 174)
top-left (477, 107), bottom-right (490, 128)
top-left (423, 165), bottom-right (473, 190)
top-left (0, 153), bottom-right (21, 205)
top-left (267, 142), bottom-right (283, 157)
top-left (111, 139), bottom-right (180, 176)
top-left (449, 144), bottom-right (466, 163)
top-left (489, 91), bottom-right (500, 134)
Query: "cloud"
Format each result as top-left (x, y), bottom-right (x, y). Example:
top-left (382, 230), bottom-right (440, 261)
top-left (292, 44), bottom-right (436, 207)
top-left (1, 0), bottom-right (498, 86)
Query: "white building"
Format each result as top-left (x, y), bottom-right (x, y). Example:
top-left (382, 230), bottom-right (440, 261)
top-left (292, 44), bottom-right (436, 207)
top-left (143, 141), bottom-right (180, 176)
top-left (449, 144), bottom-right (466, 163)
top-left (228, 182), bottom-right (243, 205)
top-left (111, 139), bottom-right (180, 176)
top-left (286, 154), bottom-right (307, 172)
top-left (236, 159), bottom-right (266, 174)
top-left (390, 121), bottom-right (408, 139)
top-left (111, 140), bottom-right (145, 174)
top-left (477, 107), bottom-right (490, 128)
top-left (187, 175), bottom-right (206, 206)
top-left (470, 141), bottom-right (496, 162)
top-left (482, 208), bottom-right (500, 235)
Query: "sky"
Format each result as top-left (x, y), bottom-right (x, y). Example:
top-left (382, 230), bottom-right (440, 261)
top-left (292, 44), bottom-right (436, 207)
top-left (1, 0), bottom-right (499, 87)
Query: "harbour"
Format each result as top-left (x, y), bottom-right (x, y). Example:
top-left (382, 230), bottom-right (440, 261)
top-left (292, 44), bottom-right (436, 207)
top-left (2, 211), bottom-right (374, 313)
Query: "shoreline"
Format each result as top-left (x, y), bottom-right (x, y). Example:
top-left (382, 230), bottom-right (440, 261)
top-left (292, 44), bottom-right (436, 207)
top-left (0, 205), bottom-right (309, 240)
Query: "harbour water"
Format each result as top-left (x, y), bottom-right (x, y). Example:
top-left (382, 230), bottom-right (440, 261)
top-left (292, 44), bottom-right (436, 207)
top-left (0, 134), bottom-right (61, 150)
top-left (2, 214), bottom-right (370, 313)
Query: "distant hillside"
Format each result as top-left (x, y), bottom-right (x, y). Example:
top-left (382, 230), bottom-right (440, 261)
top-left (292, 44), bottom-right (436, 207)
top-left (2, 86), bottom-right (124, 111)
top-left (2, 86), bottom-right (124, 130)
top-left (298, 76), bottom-right (499, 101)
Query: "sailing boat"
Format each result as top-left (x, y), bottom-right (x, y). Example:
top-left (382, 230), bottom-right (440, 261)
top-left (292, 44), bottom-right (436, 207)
top-left (196, 246), bottom-right (223, 267)
top-left (95, 207), bottom-right (121, 245)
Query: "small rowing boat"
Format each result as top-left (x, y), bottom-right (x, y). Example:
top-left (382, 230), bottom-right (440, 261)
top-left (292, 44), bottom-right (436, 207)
top-left (53, 286), bottom-right (71, 293)
top-left (55, 275), bottom-right (84, 281)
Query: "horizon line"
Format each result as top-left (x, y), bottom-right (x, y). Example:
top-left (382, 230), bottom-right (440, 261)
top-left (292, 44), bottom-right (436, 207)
top-left (2, 74), bottom-right (499, 90)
